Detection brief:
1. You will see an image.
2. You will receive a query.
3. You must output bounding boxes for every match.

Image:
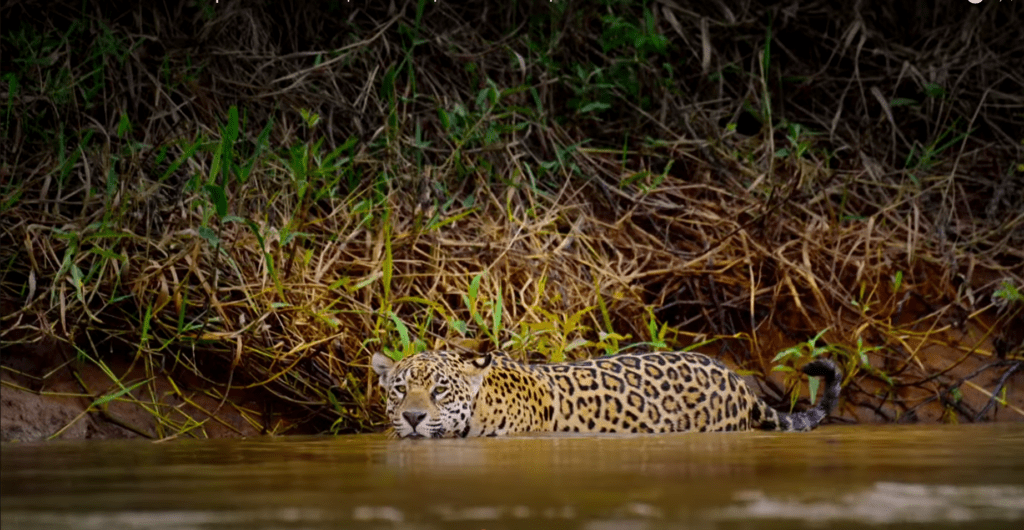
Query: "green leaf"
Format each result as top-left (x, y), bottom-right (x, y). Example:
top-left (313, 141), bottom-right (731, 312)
top-left (238, 117), bottom-right (273, 183)
top-left (382, 212), bottom-right (393, 302)
top-left (472, 311), bottom-right (486, 329)
top-left (352, 274), bottom-right (379, 291)
top-left (565, 337), bottom-right (589, 352)
top-left (381, 65), bottom-right (396, 103)
top-left (198, 225), bottom-right (219, 245)
top-left (390, 312), bottom-right (410, 351)
top-left (469, 273), bottom-right (482, 301)
top-left (106, 168), bottom-right (118, 197)
top-left (139, 305), bottom-right (152, 349)
top-left (492, 285), bottom-right (503, 346)
top-left (577, 101), bottom-right (610, 114)
top-left (808, 328), bottom-right (830, 346)
top-left (993, 281), bottom-right (1022, 303)
top-left (91, 378), bottom-right (151, 407)
top-left (299, 108), bottom-right (320, 128)
top-left (117, 112), bottom-right (132, 138)
top-left (771, 348), bottom-right (799, 363)
top-left (450, 319), bottom-right (467, 336)
top-left (70, 264), bottom-right (83, 289)
top-left (890, 98), bottom-right (918, 107)
top-left (475, 87), bottom-right (491, 111)
top-left (204, 184), bottom-right (228, 218)
top-left (88, 247), bottom-right (126, 261)
top-left (160, 137), bottom-right (201, 182)
top-left (923, 83), bottom-right (945, 98)
top-left (392, 296), bottom-right (444, 313)
top-left (209, 145), bottom-right (223, 183)
top-left (224, 106), bottom-right (239, 143)
top-left (243, 219), bottom-right (265, 249)
top-left (383, 347), bottom-right (403, 362)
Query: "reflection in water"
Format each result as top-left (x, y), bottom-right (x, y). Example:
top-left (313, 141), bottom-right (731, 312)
top-left (2, 425), bottom-right (1023, 529)
top-left (716, 483), bottom-right (1024, 524)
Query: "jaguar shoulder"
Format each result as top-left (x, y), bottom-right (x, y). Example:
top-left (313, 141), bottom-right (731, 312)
top-left (371, 350), bottom-right (842, 438)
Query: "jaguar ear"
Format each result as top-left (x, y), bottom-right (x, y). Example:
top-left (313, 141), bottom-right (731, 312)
top-left (469, 352), bottom-right (492, 370)
top-left (371, 352), bottom-right (396, 387)
top-left (462, 352), bottom-right (493, 394)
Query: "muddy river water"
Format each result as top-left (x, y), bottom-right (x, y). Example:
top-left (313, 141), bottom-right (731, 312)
top-left (2, 424), bottom-right (1022, 529)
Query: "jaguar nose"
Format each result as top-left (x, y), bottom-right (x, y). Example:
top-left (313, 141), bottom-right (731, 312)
top-left (402, 410), bottom-right (427, 429)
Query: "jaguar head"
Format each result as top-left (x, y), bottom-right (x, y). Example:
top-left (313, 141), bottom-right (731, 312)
top-left (371, 350), bottom-right (492, 438)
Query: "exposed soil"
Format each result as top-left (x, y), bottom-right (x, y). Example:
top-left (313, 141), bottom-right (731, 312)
top-left (1, 338), bottom-right (268, 442)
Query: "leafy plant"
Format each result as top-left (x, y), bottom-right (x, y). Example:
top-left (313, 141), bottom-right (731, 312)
top-left (774, 122), bottom-right (820, 160)
top-left (993, 280), bottom-right (1022, 305)
top-left (904, 119), bottom-right (974, 184)
top-left (772, 329), bottom-right (836, 408)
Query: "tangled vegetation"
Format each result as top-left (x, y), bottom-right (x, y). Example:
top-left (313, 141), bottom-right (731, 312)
top-left (1, 0), bottom-right (1021, 438)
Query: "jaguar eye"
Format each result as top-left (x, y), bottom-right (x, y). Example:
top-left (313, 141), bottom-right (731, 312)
top-left (394, 384), bottom-right (406, 395)
top-left (432, 385), bottom-right (448, 396)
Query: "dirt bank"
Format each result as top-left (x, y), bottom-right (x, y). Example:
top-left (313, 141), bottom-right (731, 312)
top-left (4, 318), bottom-right (1020, 442)
top-left (1, 339), bottom-right (270, 442)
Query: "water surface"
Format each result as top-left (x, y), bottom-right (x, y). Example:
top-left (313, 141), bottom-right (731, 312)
top-left (3, 424), bottom-right (1023, 529)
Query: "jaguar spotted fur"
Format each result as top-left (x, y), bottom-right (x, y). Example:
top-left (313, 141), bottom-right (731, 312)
top-left (371, 350), bottom-right (842, 438)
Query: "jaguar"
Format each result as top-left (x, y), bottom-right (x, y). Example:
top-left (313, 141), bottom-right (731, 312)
top-left (371, 349), bottom-right (842, 438)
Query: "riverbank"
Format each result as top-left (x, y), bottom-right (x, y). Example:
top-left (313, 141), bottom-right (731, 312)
top-left (3, 313), bottom-right (1020, 442)
top-left (2, 0), bottom-right (1021, 440)
top-left (1, 338), bottom-right (267, 441)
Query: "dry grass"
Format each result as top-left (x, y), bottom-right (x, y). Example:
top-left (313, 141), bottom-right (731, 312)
top-left (1, 0), bottom-right (1022, 436)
